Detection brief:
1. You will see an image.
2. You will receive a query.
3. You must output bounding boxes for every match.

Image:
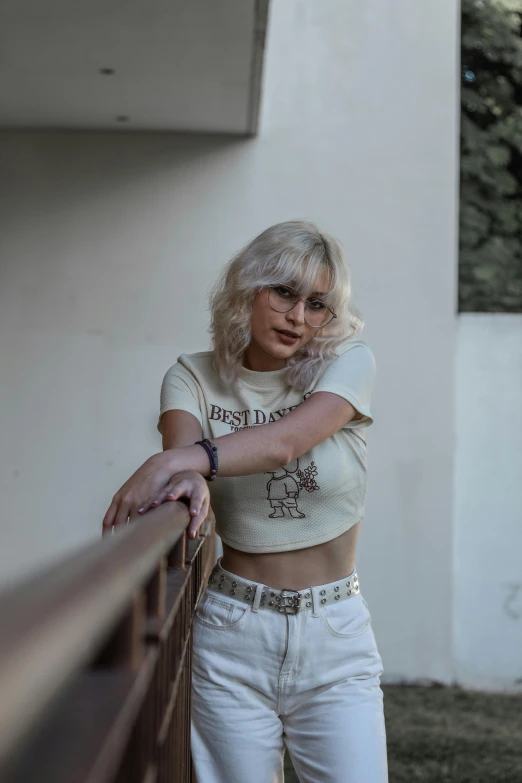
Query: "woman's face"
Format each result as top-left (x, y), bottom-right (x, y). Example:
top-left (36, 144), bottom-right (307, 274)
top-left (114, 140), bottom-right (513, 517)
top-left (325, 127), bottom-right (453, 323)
top-left (245, 269), bottom-right (331, 371)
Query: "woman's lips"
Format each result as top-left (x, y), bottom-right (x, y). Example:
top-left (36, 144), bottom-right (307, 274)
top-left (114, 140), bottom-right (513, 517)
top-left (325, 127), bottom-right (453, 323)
top-left (274, 329), bottom-right (299, 345)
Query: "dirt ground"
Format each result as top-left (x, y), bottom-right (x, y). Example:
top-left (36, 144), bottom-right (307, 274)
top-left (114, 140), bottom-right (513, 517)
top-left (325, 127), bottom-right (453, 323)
top-left (284, 684), bottom-right (522, 782)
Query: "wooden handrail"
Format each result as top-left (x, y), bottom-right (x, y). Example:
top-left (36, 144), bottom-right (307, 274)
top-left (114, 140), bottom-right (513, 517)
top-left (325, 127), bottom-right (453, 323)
top-left (0, 501), bottom-right (214, 781)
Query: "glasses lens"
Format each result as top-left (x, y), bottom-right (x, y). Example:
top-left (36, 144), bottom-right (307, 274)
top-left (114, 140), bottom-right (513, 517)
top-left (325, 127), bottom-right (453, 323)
top-left (304, 302), bottom-right (334, 327)
top-left (268, 285), bottom-right (300, 312)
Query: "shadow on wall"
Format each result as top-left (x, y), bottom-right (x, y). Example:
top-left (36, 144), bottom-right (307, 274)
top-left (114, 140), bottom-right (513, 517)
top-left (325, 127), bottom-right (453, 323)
top-left (0, 129), bottom-right (263, 349)
top-left (0, 130), bottom-right (252, 238)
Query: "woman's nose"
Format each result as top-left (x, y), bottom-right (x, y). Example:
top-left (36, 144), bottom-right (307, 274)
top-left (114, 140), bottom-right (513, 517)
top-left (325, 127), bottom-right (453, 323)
top-left (288, 299), bottom-right (306, 325)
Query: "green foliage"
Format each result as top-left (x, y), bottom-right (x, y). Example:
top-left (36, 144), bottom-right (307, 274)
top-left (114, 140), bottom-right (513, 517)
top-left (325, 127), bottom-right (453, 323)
top-left (460, 0), bottom-right (522, 312)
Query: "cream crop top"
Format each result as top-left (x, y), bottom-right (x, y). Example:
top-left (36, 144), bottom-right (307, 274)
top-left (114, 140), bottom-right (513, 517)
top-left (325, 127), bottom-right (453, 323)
top-left (159, 338), bottom-right (376, 553)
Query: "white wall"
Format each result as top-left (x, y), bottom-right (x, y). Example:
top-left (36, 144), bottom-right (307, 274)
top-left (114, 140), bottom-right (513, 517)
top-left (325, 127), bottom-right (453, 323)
top-left (0, 0), bottom-right (459, 683)
top-left (454, 315), bottom-right (522, 691)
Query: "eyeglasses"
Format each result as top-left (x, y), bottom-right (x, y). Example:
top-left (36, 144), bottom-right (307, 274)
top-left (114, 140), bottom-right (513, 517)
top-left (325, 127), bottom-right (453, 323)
top-left (268, 285), bottom-right (337, 328)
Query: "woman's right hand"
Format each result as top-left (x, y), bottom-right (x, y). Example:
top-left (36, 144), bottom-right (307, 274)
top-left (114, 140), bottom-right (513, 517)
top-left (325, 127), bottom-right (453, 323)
top-left (102, 451), bottom-right (175, 532)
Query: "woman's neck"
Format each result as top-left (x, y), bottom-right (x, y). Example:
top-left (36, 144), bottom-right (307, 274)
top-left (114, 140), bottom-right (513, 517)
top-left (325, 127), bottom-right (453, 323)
top-left (243, 343), bottom-right (286, 372)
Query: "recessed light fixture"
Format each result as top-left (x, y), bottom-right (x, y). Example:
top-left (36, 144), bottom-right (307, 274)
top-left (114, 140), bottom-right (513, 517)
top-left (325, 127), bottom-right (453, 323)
top-left (100, 68), bottom-right (115, 75)
top-left (115, 115), bottom-right (129, 123)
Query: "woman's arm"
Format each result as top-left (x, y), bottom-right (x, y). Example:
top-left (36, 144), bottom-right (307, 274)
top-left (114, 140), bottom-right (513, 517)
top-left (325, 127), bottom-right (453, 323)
top-left (162, 391), bottom-right (356, 477)
top-left (153, 409), bottom-right (214, 538)
top-left (103, 392), bottom-right (356, 530)
top-left (103, 410), bottom-right (207, 532)
top-left (161, 409), bottom-right (203, 450)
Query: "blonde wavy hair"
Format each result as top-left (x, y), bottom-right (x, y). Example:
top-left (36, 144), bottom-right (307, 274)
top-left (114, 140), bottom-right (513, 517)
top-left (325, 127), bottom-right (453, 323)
top-left (209, 220), bottom-right (363, 390)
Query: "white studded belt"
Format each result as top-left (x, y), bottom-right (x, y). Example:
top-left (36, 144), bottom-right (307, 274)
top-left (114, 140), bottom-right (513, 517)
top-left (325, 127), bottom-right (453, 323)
top-left (207, 562), bottom-right (360, 615)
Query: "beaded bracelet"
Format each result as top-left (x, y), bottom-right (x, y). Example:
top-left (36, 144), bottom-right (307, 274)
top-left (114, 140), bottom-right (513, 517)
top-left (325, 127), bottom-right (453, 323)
top-left (195, 438), bottom-right (219, 481)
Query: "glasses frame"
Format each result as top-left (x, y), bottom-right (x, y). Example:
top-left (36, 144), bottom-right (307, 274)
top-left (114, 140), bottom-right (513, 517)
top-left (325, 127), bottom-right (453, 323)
top-left (268, 285), bottom-right (337, 328)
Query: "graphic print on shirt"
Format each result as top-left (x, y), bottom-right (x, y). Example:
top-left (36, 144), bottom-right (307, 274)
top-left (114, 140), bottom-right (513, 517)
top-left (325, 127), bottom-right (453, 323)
top-left (208, 391), bottom-right (314, 432)
top-left (265, 458), bottom-right (320, 519)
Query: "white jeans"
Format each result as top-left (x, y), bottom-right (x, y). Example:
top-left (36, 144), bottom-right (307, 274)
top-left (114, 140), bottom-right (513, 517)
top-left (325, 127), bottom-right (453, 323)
top-left (191, 564), bottom-right (388, 783)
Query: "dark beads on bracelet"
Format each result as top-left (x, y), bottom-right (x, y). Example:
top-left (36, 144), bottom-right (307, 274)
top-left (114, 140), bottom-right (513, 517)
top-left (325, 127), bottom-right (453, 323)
top-left (195, 438), bottom-right (219, 481)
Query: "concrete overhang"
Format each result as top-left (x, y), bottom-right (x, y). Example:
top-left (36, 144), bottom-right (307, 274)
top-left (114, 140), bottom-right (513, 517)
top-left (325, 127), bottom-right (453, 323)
top-left (0, 0), bottom-right (269, 134)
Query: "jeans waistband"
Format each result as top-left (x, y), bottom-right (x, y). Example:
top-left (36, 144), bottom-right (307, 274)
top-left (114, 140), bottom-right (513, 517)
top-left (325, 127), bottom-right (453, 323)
top-left (207, 559), bottom-right (360, 617)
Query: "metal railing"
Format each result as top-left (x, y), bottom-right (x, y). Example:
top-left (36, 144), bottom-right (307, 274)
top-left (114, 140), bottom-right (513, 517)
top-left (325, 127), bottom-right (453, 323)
top-left (0, 502), bottom-right (215, 783)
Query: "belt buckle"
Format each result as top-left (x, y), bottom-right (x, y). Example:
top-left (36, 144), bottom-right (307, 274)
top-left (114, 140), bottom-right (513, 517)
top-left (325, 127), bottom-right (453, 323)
top-left (278, 589), bottom-right (301, 615)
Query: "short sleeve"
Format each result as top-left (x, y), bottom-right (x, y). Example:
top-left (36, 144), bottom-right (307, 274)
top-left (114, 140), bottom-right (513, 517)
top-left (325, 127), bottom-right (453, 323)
top-left (158, 361), bottom-right (203, 432)
top-left (312, 342), bottom-right (376, 428)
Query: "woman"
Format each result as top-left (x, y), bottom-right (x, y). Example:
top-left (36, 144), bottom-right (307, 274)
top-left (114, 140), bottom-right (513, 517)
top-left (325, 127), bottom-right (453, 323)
top-left (103, 221), bottom-right (388, 783)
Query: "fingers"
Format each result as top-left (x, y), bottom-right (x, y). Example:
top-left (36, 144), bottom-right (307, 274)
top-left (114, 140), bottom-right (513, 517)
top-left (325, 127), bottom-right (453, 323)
top-left (102, 477), bottom-right (133, 534)
top-left (150, 478), bottom-right (198, 509)
top-left (102, 495), bottom-right (127, 532)
top-left (151, 477), bottom-right (210, 540)
top-left (137, 494), bottom-right (155, 515)
top-left (114, 496), bottom-right (131, 528)
top-left (102, 499), bottom-right (117, 533)
top-left (168, 479), bottom-right (205, 510)
top-left (149, 471), bottom-right (205, 505)
top-left (128, 502), bottom-right (141, 521)
top-left (138, 474), bottom-right (182, 515)
top-left (171, 482), bottom-right (206, 524)
top-left (102, 494), bottom-right (139, 534)
top-left (187, 494), bottom-right (210, 539)
top-left (148, 483), bottom-right (175, 510)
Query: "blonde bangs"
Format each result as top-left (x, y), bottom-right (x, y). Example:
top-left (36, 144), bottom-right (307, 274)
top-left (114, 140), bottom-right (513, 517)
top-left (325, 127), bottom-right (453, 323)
top-left (209, 220), bottom-right (363, 390)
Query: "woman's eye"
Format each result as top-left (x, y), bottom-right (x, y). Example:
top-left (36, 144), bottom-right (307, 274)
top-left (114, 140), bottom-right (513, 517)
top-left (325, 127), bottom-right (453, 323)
top-left (308, 299), bottom-right (326, 311)
top-left (276, 286), bottom-right (292, 297)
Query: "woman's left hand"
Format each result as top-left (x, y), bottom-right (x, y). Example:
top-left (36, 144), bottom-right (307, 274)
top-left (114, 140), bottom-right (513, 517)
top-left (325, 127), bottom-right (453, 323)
top-left (148, 470), bottom-right (211, 539)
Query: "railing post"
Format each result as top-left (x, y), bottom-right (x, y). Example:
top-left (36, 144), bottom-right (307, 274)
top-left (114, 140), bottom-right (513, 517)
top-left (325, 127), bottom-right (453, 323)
top-left (95, 591), bottom-right (147, 671)
top-left (147, 556), bottom-right (167, 618)
top-left (168, 531), bottom-right (187, 571)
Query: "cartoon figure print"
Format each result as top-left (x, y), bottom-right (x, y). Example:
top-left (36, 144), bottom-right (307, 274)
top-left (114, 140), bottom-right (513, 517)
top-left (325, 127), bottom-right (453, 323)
top-left (265, 458), bottom-right (320, 519)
